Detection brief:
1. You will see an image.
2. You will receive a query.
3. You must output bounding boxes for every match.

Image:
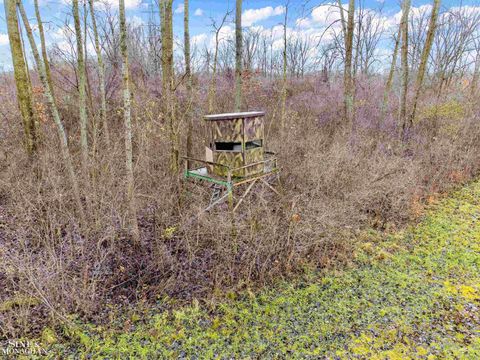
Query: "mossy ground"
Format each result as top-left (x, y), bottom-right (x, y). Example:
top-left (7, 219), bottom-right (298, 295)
top-left (35, 181), bottom-right (480, 359)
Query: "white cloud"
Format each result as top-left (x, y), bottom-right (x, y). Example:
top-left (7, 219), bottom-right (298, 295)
top-left (383, 10), bottom-right (401, 29)
top-left (270, 24), bottom-right (285, 39)
top-left (0, 34), bottom-right (9, 46)
top-left (411, 4), bottom-right (433, 18)
top-left (242, 5), bottom-right (285, 27)
top-left (50, 24), bottom-right (74, 41)
top-left (292, 2), bottom-right (347, 42)
top-left (296, 17), bottom-right (312, 28)
top-left (194, 8), bottom-right (204, 16)
top-left (175, 3), bottom-right (184, 14)
top-left (383, 4), bottom-right (433, 30)
top-left (214, 25), bottom-right (234, 44)
top-left (311, 3), bottom-right (344, 25)
top-left (81, 0), bottom-right (141, 10)
top-left (122, 0), bottom-right (142, 9)
top-left (451, 5), bottom-right (480, 15)
top-left (192, 33), bottom-right (207, 46)
top-left (189, 24), bottom-right (233, 51)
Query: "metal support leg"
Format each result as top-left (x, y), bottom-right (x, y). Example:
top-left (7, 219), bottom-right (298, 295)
top-left (233, 179), bottom-right (258, 212)
top-left (205, 191), bottom-right (230, 211)
top-left (260, 178), bottom-right (280, 195)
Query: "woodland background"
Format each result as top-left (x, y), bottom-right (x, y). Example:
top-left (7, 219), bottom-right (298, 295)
top-left (1, 0), bottom-right (480, 338)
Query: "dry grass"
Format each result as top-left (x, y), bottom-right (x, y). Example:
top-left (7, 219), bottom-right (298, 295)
top-left (1, 72), bottom-right (479, 338)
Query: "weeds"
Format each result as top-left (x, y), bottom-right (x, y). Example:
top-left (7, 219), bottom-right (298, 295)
top-left (1, 75), bottom-right (480, 338)
top-left (30, 179), bottom-right (480, 358)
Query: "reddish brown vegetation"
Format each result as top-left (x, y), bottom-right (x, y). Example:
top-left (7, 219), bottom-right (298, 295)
top-left (1, 72), bottom-right (479, 337)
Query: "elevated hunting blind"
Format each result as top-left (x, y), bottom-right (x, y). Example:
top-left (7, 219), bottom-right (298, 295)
top-left (183, 111), bottom-right (279, 212)
top-left (204, 111), bottom-right (265, 177)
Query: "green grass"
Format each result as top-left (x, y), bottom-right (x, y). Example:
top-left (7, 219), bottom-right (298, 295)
top-left (38, 181), bottom-right (480, 359)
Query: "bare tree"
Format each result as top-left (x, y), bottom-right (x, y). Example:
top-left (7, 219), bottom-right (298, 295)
top-left (184, 0), bottom-right (191, 88)
top-left (83, 1), bottom-right (94, 116)
top-left (49, 22), bottom-right (80, 94)
top-left (432, 5), bottom-right (480, 98)
top-left (100, 5), bottom-right (121, 72)
top-left (73, 0), bottom-right (89, 169)
top-left (399, 0), bottom-right (411, 132)
top-left (381, 26), bottom-right (401, 121)
top-left (34, 0), bottom-right (54, 98)
top-left (332, 0), bottom-right (344, 35)
top-left (471, 35), bottom-right (480, 96)
top-left (243, 27), bottom-right (261, 72)
top-left (318, 42), bottom-right (340, 84)
top-left (119, 0), bottom-right (140, 244)
top-left (281, 1), bottom-right (289, 130)
top-left (160, 0), bottom-right (166, 87)
top-left (18, 0), bottom-right (85, 226)
top-left (344, 0), bottom-right (355, 123)
top-left (287, 35), bottom-right (312, 78)
top-left (353, 3), bottom-right (385, 76)
top-left (184, 0), bottom-right (193, 164)
top-left (208, 10), bottom-right (230, 113)
top-left (161, 0), bottom-right (178, 172)
top-left (203, 45), bottom-right (211, 74)
top-left (88, 0), bottom-right (110, 146)
top-left (235, 0), bottom-right (243, 111)
top-left (408, 5), bottom-right (429, 73)
top-left (257, 32), bottom-right (272, 76)
top-left (4, 0), bottom-right (37, 155)
top-left (146, 0), bottom-right (161, 75)
top-left (408, 0), bottom-right (441, 131)
top-left (218, 38), bottom-right (235, 73)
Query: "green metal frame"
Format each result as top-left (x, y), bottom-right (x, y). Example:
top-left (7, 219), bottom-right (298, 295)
top-left (183, 155), bottom-right (277, 185)
top-left (182, 154), bottom-right (279, 212)
top-left (184, 169), bottom-right (233, 191)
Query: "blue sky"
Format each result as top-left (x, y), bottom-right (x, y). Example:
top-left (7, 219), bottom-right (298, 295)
top-left (0, 0), bottom-right (479, 69)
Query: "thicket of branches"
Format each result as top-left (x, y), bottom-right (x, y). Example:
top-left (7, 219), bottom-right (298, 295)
top-left (1, 0), bottom-right (480, 337)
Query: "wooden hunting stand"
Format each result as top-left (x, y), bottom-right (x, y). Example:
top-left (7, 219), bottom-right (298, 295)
top-left (183, 111), bottom-right (280, 212)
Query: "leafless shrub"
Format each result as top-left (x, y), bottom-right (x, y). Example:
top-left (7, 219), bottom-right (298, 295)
top-left (1, 73), bottom-right (480, 338)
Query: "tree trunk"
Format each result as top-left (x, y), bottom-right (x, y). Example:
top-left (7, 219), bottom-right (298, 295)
top-left (235, 0), bottom-right (243, 112)
top-left (119, 0), bottom-right (140, 244)
top-left (381, 26), bottom-right (401, 122)
top-left (18, 1), bottom-right (86, 227)
top-left (5, 0), bottom-right (37, 155)
top-left (184, 0), bottom-right (193, 167)
top-left (83, 0), bottom-right (94, 121)
top-left (207, 12), bottom-right (229, 114)
top-left (471, 51), bottom-right (480, 97)
top-left (160, 0), bottom-right (166, 91)
top-left (353, 7), bottom-right (361, 79)
top-left (344, 0), bottom-right (355, 124)
top-left (399, 0), bottom-right (411, 134)
top-left (208, 34), bottom-right (219, 113)
top-left (337, 0), bottom-right (347, 46)
top-left (161, 0), bottom-right (178, 172)
top-left (184, 0), bottom-right (191, 92)
top-left (280, 4), bottom-right (288, 130)
top-left (88, 0), bottom-right (110, 147)
top-left (407, 0), bottom-right (441, 130)
top-left (33, 0), bottom-right (54, 99)
top-left (73, 0), bottom-right (89, 169)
